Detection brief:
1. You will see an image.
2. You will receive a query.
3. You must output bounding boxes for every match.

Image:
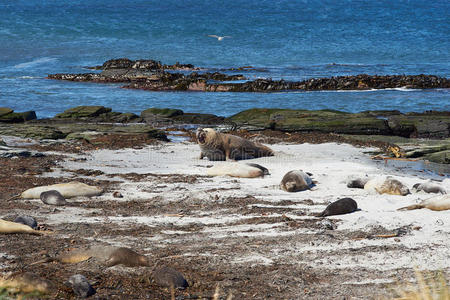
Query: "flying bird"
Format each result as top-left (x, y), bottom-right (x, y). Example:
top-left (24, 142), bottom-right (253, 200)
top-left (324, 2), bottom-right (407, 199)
top-left (208, 35), bottom-right (231, 41)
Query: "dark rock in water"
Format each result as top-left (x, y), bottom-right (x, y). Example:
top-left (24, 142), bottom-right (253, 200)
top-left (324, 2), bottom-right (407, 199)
top-left (152, 266), bottom-right (189, 289)
top-left (14, 216), bottom-right (38, 229)
top-left (246, 163), bottom-right (270, 175)
top-left (66, 274), bottom-right (96, 298)
top-left (317, 198), bottom-right (358, 217)
top-left (40, 190), bottom-right (67, 206)
top-left (0, 110), bottom-right (36, 123)
top-left (141, 108), bottom-right (184, 119)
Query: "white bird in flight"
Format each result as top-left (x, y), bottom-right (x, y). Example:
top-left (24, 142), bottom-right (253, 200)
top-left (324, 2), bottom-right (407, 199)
top-left (208, 35), bottom-right (231, 41)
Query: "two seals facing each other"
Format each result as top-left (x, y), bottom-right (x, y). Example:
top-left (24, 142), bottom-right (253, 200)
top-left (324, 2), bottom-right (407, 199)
top-left (281, 170), bottom-right (314, 192)
top-left (196, 128), bottom-right (274, 161)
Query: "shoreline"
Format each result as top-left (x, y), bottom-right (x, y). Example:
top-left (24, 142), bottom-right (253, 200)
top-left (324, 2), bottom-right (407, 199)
top-left (0, 134), bottom-right (448, 298)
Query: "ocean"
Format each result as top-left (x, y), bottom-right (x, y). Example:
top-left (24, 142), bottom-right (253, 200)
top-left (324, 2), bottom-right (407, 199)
top-left (1, 0), bottom-right (449, 118)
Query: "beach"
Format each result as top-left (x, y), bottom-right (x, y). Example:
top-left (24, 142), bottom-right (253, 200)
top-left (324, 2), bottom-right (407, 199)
top-left (1, 131), bottom-right (448, 298)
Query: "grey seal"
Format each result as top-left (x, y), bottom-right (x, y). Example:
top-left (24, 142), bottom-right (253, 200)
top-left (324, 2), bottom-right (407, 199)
top-left (280, 170), bottom-right (314, 192)
top-left (40, 190), bottom-right (67, 206)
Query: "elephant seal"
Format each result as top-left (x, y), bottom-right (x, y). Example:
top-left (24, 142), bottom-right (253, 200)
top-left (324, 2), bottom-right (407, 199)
top-left (35, 246), bottom-right (151, 267)
top-left (280, 170), bottom-right (314, 192)
top-left (346, 175), bottom-right (372, 189)
top-left (21, 181), bottom-right (103, 199)
top-left (66, 274), bottom-right (96, 298)
top-left (13, 216), bottom-right (38, 229)
top-left (40, 190), bottom-right (67, 206)
top-left (317, 198), bottom-right (358, 217)
top-left (0, 272), bottom-right (52, 294)
top-left (246, 163), bottom-right (270, 175)
top-left (196, 128), bottom-right (274, 161)
top-left (364, 176), bottom-right (410, 196)
top-left (412, 182), bottom-right (447, 194)
top-left (207, 162), bottom-right (266, 178)
top-left (398, 194), bottom-right (450, 211)
top-left (152, 266), bottom-right (189, 290)
top-left (0, 219), bottom-right (47, 235)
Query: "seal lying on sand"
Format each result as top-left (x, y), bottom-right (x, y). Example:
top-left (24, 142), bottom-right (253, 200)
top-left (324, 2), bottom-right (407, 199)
top-left (153, 266), bottom-right (189, 289)
top-left (280, 170), bottom-right (314, 192)
top-left (40, 190), bottom-right (67, 206)
top-left (34, 246), bottom-right (151, 267)
top-left (364, 176), bottom-right (410, 196)
top-left (0, 219), bottom-right (47, 235)
top-left (346, 175), bottom-right (372, 189)
top-left (398, 194), bottom-right (450, 211)
top-left (207, 162), bottom-right (267, 178)
top-left (196, 128), bottom-right (274, 161)
top-left (21, 181), bottom-right (103, 199)
top-left (317, 198), bottom-right (358, 217)
top-left (0, 272), bottom-right (52, 295)
top-left (412, 181), bottom-right (447, 194)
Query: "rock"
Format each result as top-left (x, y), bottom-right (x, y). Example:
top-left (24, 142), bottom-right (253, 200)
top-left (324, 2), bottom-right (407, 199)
top-left (388, 113), bottom-right (450, 138)
top-left (171, 113), bottom-right (225, 125)
top-left (141, 108), bottom-right (184, 119)
top-left (0, 107), bottom-right (13, 117)
top-left (13, 216), bottom-right (38, 229)
top-left (0, 111), bottom-right (37, 123)
top-left (55, 106), bottom-right (112, 119)
top-left (0, 138), bottom-right (6, 146)
top-left (152, 266), bottom-right (188, 289)
top-left (66, 274), bottom-right (96, 298)
top-left (424, 150), bottom-right (450, 164)
top-left (228, 109), bottom-right (391, 134)
top-left (0, 124), bottom-right (66, 139)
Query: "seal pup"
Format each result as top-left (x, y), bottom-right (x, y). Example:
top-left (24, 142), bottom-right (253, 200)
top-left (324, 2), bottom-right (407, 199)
top-left (364, 176), bottom-right (410, 196)
top-left (316, 198), bottom-right (358, 217)
top-left (13, 216), bottom-right (37, 229)
top-left (346, 175), bottom-right (372, 189)
top-left (152, 266), bottom-right (189, 290)
top-left (40, 190), bottom-right (67, 206)
top-left (412, 181), bottom-right (447, 194)
top-left (21, 181), bottom-right (103, 199)
top-left (398, 194), bottom-right (450, 211)
top-left (196, 128), bottom-right (274, 161)
top-left (66, 274), bottom-right (96, 298)
top-left (207, 162), bottom-right (266, 178)
top-left (280, 170), bottom-right (314, 192)
top-left (0, 219), bottom-right (47, 235)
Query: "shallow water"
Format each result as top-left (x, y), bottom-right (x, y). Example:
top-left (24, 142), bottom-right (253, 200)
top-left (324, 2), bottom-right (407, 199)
top-left (0, 0), bottom-right (449, 117)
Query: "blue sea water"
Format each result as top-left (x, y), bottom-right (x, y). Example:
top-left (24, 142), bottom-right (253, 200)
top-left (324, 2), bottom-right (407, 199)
top-left (0, 0), bottom-right (449, 118)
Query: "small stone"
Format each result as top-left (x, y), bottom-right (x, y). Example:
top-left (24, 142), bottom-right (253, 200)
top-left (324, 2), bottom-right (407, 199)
top-left (66, 274), bottom-right (96, 298)
top-left (13, 216), bottom-right (38, 229)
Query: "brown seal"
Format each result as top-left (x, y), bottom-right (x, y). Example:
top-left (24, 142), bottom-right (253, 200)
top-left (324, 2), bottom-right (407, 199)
top-left (196, 128), bottom-right (274, 161)
top-left (398, 194), bottom-right (450, 211)
top-left (317, 198), bottom-right (358, 217)
top-left (280, 170), bottom-right (314, 192)
top-left (364, 177), bottom-right (410, 196)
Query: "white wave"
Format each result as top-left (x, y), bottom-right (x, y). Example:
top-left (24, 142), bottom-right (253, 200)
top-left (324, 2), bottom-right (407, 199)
top-left (19, 76), bottom-right (42, 79)
top-left (13, 57), bottom-right (58, 69)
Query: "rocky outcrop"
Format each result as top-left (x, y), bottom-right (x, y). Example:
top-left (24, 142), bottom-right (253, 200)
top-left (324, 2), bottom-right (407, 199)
top-left (228, 109), bottom-right (450, 138)
top-left (48, 58), bottom-right (450, 92)
top-left (0, 108), bottom-right (36, 123)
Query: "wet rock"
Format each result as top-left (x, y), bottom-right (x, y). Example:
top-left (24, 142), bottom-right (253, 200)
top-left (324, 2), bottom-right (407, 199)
top-left (388, 112), bottom-right (450, 138)
top-left (66, 274), bottom-right (96, 298)
top-left (0, 111), bottom-right (37, 123)
top-left (152, 266), bottom-right (189, 290)
top-left (13, 216), bottom-right (38, 229)
top-left (55, 106), bottom-right (112, 119)
top-left (142, 108), bottom-right (184, 119)
top-left (171, 113), bottom-right (225, 125)
top-left (424, 150), bottom-right (450, 164)
top-left (0, 124), bottom-right (66, 139)
top-left (0, 107), bottom-right (13, 117)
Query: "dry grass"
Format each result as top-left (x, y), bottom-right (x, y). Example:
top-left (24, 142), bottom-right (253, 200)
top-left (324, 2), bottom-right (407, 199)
top-left (390, 270), bottom-right (450, 300)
